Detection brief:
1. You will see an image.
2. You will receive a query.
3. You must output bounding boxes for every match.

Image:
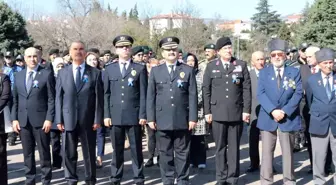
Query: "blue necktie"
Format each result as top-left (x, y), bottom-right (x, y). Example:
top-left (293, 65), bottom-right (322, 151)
top-left (121, 63), bottom-right (126, 78)
top-left (326, 76), bottom-right (332, 100)
top-left (76, 66), bottom-right (81, 90)
top-left (169, 65), bottom-right (174, 79)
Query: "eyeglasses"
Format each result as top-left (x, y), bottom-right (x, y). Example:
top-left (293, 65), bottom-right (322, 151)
top-left (270, 53), bottom-right (285, 58)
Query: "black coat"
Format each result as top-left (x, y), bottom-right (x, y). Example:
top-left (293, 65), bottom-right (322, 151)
top-left (147, 62), bottom-right (197, 130)
top-left (103, 61), bottom-right (147, 125)
top-left (11, 66), bottom-right (55, 127)
top-left (202, 58), bottom-right (251, 122)
top-left (0, 74), bottom-right (11, 134)
top-left (55, 64), bottom-right (103, 131)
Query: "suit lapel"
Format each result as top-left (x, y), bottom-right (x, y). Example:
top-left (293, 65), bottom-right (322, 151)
top-left (214, 60), bottom-right (225, 75)
top-left (68, 65), bottom-right (77, 92)
top-left (227, 60), bottom-right (236, 74)
top-left (316, 72), bottom-right (330, 104)
top-left (278, 67), bottom-right (290, 99)
top-left (77, 64), bottom-right (91, 93)
top-left (21, 69), bottom-right (28, 96)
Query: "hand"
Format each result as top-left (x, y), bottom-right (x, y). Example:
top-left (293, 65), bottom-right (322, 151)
top-left (205, 114), bottom-right (212, 124)
top-left (242, 113), bottom-right (250, 123)
top-left (42, 120), bottom-right (52, 133)
top-left (12, 120), bottom-right (20, 134)
top-left (93, 123), bottom-right (100, 131)
top-left (148, 122), bottom-right (156, 130)
top-left (57, 123), bottom-right (65, 132)
top-left (271, 109), bottom-right (285, 122)
top-left (139, 119), bottom-right (147, 126)
top-left (188, 121), bottom-right (197, 130)
top-left (104, 118), bottom-right (112, 127)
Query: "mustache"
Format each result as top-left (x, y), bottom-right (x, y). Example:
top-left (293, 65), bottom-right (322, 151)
top-left (168, 53), bottom-right (176, 56)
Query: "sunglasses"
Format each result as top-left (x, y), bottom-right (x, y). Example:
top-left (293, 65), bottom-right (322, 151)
top-left (270, 53), bottom-right (285, 58)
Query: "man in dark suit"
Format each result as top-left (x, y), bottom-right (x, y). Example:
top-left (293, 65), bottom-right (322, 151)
top-left (103, 35), bottom-right (147, 185)
top-left (55, 41), bottom-right (103, 185)
top-left (257, 39), bottom-right (303, 185)
top-left (306, 48), bottom-right (336, 185)
top-left (147, 36), bottom-right (197, 185)
top-left (300, 46), bottom-right (332, 174)
top-left (11, 47), bottom-right (55, 185)
top-left (202, 37), bottom-right (251, 185)
top-left (247, 51), bottom-right (265, 173)
top-left (0, 73), bottom-right (11, 185)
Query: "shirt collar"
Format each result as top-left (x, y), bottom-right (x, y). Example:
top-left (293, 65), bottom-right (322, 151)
top-left (166, 61), bottom-right (178, 68)
top-left (27, 65), bottom-right (39, 74)
top-left (119, 59), bottom-right (131, 65)
top-left (273, 65), bottom-right (284, 73)
top-left (73, 62), bottom-right (85, 70)
top-left (321, 71), bottom-right (333, 79)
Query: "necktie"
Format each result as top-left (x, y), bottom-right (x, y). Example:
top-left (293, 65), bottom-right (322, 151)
top-left (225, 63), bottom-right (229, 71)
top-left (169, 65), bottom-right (174, 79)
top-left (325, 76), bottom-right (332, 100)
top-left (277, 68), bottom-right (281, 90)
top-left (312, 67), bottom-right (316, 74)
top-left (121, 63), bottom-right (126, 78)
top-left (76, 66), bottom-right (81, 90)
top-left (26, 71), bottom-right (33, 92)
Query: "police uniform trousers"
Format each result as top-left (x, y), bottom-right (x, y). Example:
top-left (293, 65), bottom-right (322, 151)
top-left (109, 125), bottom-right (144, 184)
top-left (62, 122), bottom-right (96, 185)
top-left (260, 129), bottom-right (295, 185)
top-left (212, 121), bottom-right (243, 185)
top-left (20, 120), bottom-right (52, 185)
top-left (157, 130), bottom-right (191, 185)
top-left (50, 130), bottom-right (62, 168)
top-left (311, 128), bottom-right (336, 185)
top-left (0, 133), bottom-right (8, 185)
top-left (145, 124), bottom-right (158, 160)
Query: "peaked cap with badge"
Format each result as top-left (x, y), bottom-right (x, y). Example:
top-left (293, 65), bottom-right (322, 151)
top-left (113, 35), bottom-right (134, 47)
top-left (159, 36), bottom-right (180, 50)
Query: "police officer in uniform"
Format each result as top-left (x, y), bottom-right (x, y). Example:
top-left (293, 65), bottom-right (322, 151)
top-left (147, 36), bottom-right (197, 185)
top-left (199, 43), bottom-right (217, 71)
top-left (203, 37), bottom-right (251, 185)
top-left (104, 35), bottom-right (147, 185)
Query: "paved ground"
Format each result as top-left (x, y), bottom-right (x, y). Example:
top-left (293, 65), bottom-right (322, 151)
top-left (7, 126), bottom-right (335, 185)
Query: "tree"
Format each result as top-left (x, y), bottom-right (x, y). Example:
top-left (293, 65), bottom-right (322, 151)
top-left (300, 0), bottom-right (336, 50)
top-left (277, 22), bottom-right (292, 43)
top-left (121, 10), bottom-right (127, 19)
top-left (251, 0), bottom-right (282, 36)
top-left (107, 3), bottom-right (112, 12)
top-left (0, 2), bottom-right (34, 53)
top-left (128, 8), bottom-right (133, 19)
top-left (113, 7), bottom-right (118, 15)
top-left (301, 1), bottom-right (311, 24)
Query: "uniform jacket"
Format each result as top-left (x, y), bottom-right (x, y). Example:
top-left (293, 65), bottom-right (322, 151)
top-left (11, 66), bottom-right (55, 128)
top-left (257, 65), bottom-right (303, 132)
top-left (55, 64), bottom-right (103, 131)
top-left (202, 58), bottom-right (251, 122)
top-left (103, 60), bottom-right (147, 125)
top-left (147, 61), bottom-right (197, 130)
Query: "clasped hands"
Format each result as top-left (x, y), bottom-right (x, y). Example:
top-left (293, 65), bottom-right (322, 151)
top-left (271, 109), bottom-right (286, 122)
top-left (13, 120), bottom-right (53, 133)
top-left (205, 113), bottom-right (250, 123)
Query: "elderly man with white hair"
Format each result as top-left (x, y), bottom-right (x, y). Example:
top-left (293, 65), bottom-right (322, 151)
top-left (300, 46), bottom-right (332, 174)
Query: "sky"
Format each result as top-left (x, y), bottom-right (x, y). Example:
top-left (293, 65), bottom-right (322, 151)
top-left (7, 0), bottom-right (315, 20)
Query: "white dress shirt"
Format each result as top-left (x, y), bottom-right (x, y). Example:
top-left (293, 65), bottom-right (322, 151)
top-left (26, 66), bottom-right (39, 85)
top-left (72, 62), bottom-right (85, 83)
top-left (166, 61), bottom-right (177, 73)
top-left (222, 61), bottom-right (230, 69)
top-left (274, 66), bottom-right (285, 78)
top-left (311, 65), bottom-right (319, 74)
top-left (321, 72), bottom-right (333, 92)
top-left (119, 60), bottom-right (131, 73)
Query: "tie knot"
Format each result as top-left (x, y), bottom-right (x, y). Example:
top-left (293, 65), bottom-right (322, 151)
top-left (277, 68), bottom-right (281, 72)
top-left (77, 66), bottom-right (81, 70)
top-left (169, 65), bottom-right (174, 69)
top-left (326, 75), bottom-right (330, 79)
top-left (29, 71), bottom-right (34, 75)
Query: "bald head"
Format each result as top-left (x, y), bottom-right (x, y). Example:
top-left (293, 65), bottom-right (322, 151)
top-left (24, 47), bottom-right (40, 70)
top-left (306, 46), bottom-right (320, 66)
top-left (251, 51), bottom-right (265, 70)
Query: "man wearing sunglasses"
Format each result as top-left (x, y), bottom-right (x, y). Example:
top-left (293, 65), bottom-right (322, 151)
top-left (257, 39), bottom-right (303, 185)
top-left (103, 35), bottom-right (147, 185)
top-left (147, 36), bottom-right (197, 185)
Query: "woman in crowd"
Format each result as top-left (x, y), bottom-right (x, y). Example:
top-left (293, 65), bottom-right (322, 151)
top-left (85, 52), bottom-right (104, 168)
top-left (183, 53), bottom-right (208, 169)
top-left (0, 58), bottom-right (12, 185)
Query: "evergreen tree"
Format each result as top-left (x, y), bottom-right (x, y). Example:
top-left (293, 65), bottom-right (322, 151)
top-left (121, 10), bottom-right (127, 19)
top-left (128, 9), bottom-right (134, 19)
top-left (300, 0), bottom-right (336, 50)
top-left (0, 2), bottom-right (34, 53)
top-left (301, 1), bottom-right (311, 24)
top-left (107, 3), bottom-right (112, 12)
top-left (132, 4), bottom-right (139, 20)
top-left (113, 7), bottom-right (118, 15)
top-left (277, 22), bottom-right (292, 43)
top-left (251, 0), bottom-right (282, 36)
